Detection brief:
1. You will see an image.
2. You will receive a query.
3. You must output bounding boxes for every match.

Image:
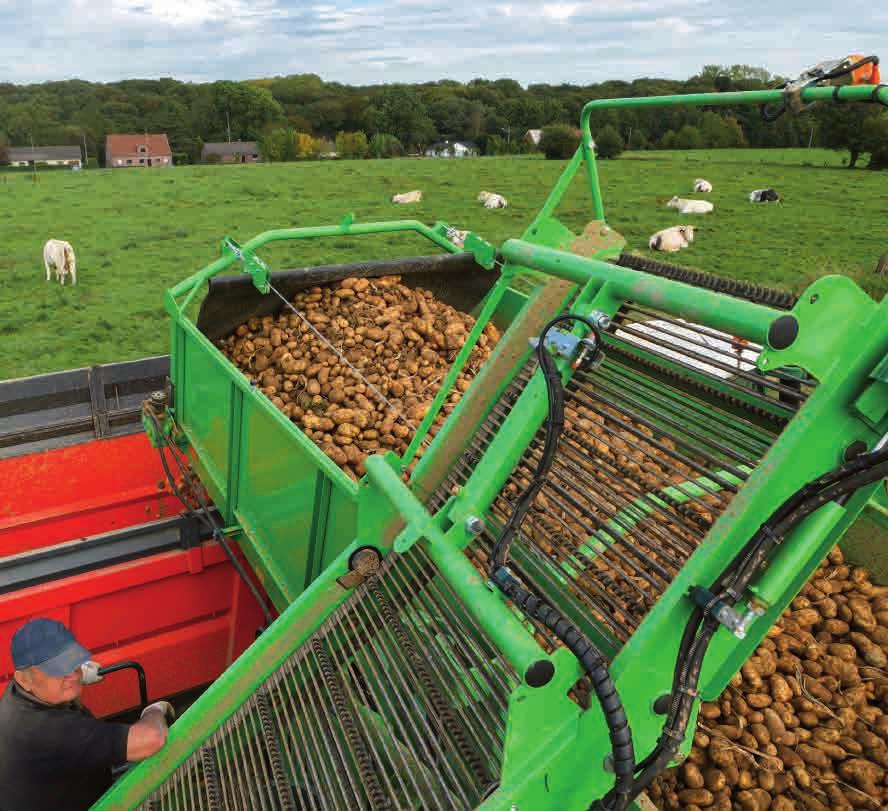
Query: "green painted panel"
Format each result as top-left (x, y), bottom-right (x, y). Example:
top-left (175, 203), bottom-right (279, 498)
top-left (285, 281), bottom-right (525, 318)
top-left (179, 329), bottom-right (232, 513)
top-left (234, 393), bottom-right (357, 609)
top-left (321, 485), bottom-right (358, 571)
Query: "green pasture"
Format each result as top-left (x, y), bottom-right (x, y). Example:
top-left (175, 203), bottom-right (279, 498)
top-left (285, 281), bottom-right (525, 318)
top-left (1, 149), bottom-right (885, 380)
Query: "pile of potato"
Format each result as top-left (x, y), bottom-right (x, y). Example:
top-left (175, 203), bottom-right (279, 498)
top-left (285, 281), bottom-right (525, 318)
top-left (219, 275), bottom-right (500, 481)
top-left (650, 545), bottom-right (888, 810)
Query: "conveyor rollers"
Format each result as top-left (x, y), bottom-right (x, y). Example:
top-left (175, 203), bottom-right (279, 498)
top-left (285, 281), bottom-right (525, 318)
top-left (139, 547), bottom-right (516, 810)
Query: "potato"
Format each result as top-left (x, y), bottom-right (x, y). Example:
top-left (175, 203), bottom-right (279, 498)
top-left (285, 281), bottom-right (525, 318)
top-left (222, 275), bottom-right (500, 477)
top-left (677, 788), bottom-right (714, 806)
top-left (682, 762), bottom-right (705, 789)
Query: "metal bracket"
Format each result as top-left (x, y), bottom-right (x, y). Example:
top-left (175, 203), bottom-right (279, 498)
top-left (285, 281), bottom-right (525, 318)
top-left (529, 315), bottom-right (606, 370)
top-left (336, 546), bottom-right (382, 589)
top-left (465, 233), bottom-right (497, 270)
top-left (222, 237), bottom-right (270, 295)
top-left (689, 586), bottom-right (764, 640)
top-left (529, 329), bottom-right (580, 359)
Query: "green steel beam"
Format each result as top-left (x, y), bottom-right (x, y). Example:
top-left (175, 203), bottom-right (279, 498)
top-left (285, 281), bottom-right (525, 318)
top-left (401, 266), bottom-right (513, 466)
top-left (170, 219), bottom-right (460, 312)
top-left (364, 454), bottom-right (547, 677)
top-left (500, 239), bottom-right (780, 343)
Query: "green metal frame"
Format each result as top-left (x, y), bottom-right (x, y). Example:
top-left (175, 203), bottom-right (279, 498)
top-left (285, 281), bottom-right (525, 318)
top-left (100, 85), bottom-right (887, 810)
top-left (163, 218), bottom-right (525, 609)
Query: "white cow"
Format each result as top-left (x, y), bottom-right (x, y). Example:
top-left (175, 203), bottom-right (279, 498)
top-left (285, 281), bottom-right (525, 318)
top-left (43, 239), bottom-right (77, 285)
top-left (693, 178), bottom-right (713, 193)
top-left (391, 190), bottom-right (423, 204)
top-left (649, 225), bottom-right (695, 253)
top-left (667, 196), bottom-right (714, 214)
top-left (477, 191), bottom-right (508, 209)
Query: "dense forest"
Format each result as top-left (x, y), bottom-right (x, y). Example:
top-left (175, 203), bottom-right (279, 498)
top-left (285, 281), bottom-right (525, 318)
top-left (1, 64), bottom-right (885, 166)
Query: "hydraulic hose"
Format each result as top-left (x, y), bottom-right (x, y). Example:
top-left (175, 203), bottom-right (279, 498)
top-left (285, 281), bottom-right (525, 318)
top-left (613, 446), bottom-right (888, 806)
top-left (493, 570), bottom-right (635, 811)
top-left (489, 313), bottom-right (636, 810)
top-left (490, 314), bottom-right (599, 572)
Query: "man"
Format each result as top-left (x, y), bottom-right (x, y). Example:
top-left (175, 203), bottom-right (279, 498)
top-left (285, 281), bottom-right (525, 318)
top-left (0, 618), bottom-right (175, 811)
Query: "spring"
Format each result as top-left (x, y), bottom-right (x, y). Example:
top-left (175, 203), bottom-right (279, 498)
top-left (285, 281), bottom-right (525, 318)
top-left (368, 579), bottom-right (490, 789)
top-left (254, 691), bottom-right (295, 810)
top-left (198, 747), bottom-right (221, 811)
top-left (311, 637), bottom-right (390, 810)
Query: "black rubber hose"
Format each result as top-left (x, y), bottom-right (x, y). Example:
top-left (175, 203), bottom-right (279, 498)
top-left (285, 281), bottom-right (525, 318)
top-left (621, 450), bottom-right (888, 804)
top-left (488, 313), bottom-right (634, 809)
top-left (490, 313), bottom-right (600, 572)
top-left (620, 620), bottom-right (718, 802)
top-left (722, 450), bottom-right (888, 594)
top-left (495, 574), bottom-right (635, 811)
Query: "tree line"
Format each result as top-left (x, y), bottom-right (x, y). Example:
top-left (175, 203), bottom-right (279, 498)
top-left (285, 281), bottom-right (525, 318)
top-left (0, 65), bottom-right (884, 167)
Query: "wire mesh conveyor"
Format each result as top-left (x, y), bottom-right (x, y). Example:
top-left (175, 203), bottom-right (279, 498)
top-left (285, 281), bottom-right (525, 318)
top-left (429, 305), bottom-right (815, 650)
top-left (138, 547), bottom-right (516, 811)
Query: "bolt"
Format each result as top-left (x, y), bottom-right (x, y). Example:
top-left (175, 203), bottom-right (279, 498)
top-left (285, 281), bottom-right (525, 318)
top-left (465, 516), bottom-right (486, 535)
top-left (588, 310), bottom-right (612, 331)
top-left (599, 226), bottom-right (610, 236)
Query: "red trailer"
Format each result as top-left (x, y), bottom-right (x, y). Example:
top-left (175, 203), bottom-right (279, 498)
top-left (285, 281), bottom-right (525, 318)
top-left (0, 358), bottom-right (271, 717)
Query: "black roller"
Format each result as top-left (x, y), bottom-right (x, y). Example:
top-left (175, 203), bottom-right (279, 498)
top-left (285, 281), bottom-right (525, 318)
top-left (613, 254), bottom-right (798, 310)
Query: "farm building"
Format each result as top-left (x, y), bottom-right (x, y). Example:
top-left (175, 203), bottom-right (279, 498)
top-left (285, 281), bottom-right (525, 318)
top-left (201, 141), bottom-right (261, 164)
top-left (106, 134), bottom-right (172, 168)
top-left (6, 146), bottom-right (82, 168)
top-left (424, 140), bottom-right (478, 158)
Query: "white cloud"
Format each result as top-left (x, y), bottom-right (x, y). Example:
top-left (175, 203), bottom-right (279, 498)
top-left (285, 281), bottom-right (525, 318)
top-left (631, 15), bottom-right (700, 34)
top-left (542, 3), bottom-right (579, 22)
top-left (0, 0), bottom-right (885, 86)
top-left (112, 0), bottom-right (265, 26)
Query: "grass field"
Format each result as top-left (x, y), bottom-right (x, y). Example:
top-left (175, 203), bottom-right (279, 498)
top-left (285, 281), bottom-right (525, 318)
top-left (1, 148), bottom-right (886, 380)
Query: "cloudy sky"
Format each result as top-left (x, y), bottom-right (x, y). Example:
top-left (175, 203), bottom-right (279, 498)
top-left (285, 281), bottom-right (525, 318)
top-left (2, 0), bottom-right (885, 86)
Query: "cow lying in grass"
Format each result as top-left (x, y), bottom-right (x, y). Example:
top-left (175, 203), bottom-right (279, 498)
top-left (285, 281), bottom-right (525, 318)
top-left (477, 191), bottom-right (508, 209)
top-left (391, 190), bottom-right (422, 204)
top-left (43, 239), bottom-right (77, 285)
top-left (749, 188), bottom-right (781, 203)
top-left (649, 225), bottom-right (695, 253)
top-left (667, 196), bottom-right (714, 214)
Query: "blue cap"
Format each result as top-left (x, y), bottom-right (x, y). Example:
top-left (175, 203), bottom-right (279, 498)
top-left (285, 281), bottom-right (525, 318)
top-left (11, 619), bottom-right (92, 677)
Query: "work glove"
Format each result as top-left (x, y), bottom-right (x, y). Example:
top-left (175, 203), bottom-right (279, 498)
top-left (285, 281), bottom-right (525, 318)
top-left (80, 661), bottom-right (104, 685)
top-left (141, 700), bottom-right (176, 725)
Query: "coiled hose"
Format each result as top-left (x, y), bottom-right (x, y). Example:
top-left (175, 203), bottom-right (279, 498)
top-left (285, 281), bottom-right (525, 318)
top-left (493, 570), bottom-right (635, 811)
top-left (489, 314), bottom-right (636, 811)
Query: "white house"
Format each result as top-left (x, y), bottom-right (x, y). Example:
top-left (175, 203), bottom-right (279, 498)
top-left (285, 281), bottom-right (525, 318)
top-left (424, 140), bottom-right (478, 158)
top-left (6, 146), bottom-right (82, 168)
top-left (525, 129), bottom-right (543, 146)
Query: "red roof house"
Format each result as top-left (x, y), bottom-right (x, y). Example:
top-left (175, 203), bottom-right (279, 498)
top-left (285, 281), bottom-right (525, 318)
top-left (105, 134), bottom-right (173, 168)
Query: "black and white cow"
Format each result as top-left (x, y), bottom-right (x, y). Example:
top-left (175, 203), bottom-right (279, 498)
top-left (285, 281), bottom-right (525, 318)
top-left (749, 188), bottom-right (781, 203)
